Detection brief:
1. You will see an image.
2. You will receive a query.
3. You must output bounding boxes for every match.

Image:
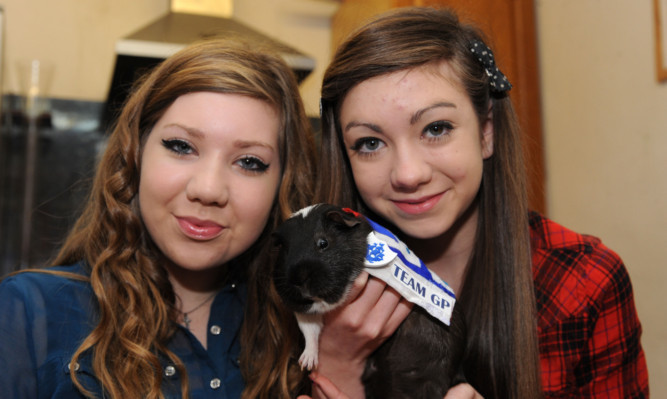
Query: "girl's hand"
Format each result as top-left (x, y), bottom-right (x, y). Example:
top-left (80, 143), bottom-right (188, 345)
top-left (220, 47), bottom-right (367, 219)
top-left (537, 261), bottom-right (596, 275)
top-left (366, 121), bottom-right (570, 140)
top-left (314, 271), bottom-right (413, 398)
top-left (444, 383), bottom-right (484, 399)
top-left (297, 375), bottom-right (483, 399)
top-left (297, 371), bottom-right (349, 399)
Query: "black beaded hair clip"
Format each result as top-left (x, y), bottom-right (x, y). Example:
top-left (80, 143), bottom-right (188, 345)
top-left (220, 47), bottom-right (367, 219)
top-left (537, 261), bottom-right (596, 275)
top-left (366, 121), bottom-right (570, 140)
top-left (469, 40), bottom-right (512, 94)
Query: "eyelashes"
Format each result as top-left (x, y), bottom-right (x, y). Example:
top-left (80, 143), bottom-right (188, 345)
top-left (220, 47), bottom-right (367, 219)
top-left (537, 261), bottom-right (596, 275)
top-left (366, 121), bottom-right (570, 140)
top-left (236, 156), bottom-right (269, 172)
top-left (348, 120), bottom-right (454, 156)
top-left (350, 137), bottom-right (385, 154)
top-left (161, 138), bottom-right (270, 173)
top-left (162, 138), bottom-right (193, 155)
top-left (423, 121), bottom-right (453, 138)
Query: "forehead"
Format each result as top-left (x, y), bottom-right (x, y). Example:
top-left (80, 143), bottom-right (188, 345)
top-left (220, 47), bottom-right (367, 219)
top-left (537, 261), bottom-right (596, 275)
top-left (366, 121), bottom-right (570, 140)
top-left (340, 61), bottom-right (471, 121)
top-left (144, 92), bottom-right (281, 158)
top-left (343, 61), bottom-right (466, 104)
top-left (414, 60), bottom-right (465, 88)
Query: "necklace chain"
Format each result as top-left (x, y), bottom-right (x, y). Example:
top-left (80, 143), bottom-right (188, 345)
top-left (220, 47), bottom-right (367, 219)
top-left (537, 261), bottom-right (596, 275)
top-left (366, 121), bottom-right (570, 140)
top-left (181, 292), bottom-right (217, 330)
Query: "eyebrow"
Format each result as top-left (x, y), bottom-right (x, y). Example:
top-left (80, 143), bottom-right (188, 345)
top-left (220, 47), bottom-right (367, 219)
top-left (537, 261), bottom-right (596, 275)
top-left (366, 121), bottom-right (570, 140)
top-left (233, 139), bottom-right (276, 151)
top-left (164, 123), bottom-right (205, 139)
top-left (409, 102), bottom-right (457, 125)
top-left (343, 121), bottom-right (382, 134)
top-left (164, 123), bottom-right (276, 151)
top-left (344, 101), bottom-right (457, 133)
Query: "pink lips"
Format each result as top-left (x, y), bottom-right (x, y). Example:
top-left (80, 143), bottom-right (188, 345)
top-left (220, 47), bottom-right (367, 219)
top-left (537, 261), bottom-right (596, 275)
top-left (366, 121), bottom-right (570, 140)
top-left (177, 216), bottom-right (224, 240)
top-left (392, 192), bottom-right (444, 215)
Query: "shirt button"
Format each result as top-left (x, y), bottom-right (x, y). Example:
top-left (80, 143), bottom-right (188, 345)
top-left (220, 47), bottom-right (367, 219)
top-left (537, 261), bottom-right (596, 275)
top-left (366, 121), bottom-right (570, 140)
top-left (231, 283), bottom-right (236, 289)
top-left (210, 378), bottom-right (221, 389)
top-left (164, 365), bottom-right (176, 377)
top-left (210, 325), bottom-right (222, 335)
top-left (68, 362), bottom-right (80, 372)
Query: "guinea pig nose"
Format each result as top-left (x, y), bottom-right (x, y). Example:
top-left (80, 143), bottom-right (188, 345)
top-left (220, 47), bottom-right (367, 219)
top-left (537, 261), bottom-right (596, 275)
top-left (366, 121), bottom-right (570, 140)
top-left (288, 267), bottom-right (311, 290)
top-left (317, 238), bottom-right (328, 250)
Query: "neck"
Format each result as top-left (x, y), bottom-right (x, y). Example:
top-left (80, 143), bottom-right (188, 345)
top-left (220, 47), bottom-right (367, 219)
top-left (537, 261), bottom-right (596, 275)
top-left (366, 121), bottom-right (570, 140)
top-left (402, 203), bottom-right (479, 295)
top-left (163, 261), bottom-right (229, 310)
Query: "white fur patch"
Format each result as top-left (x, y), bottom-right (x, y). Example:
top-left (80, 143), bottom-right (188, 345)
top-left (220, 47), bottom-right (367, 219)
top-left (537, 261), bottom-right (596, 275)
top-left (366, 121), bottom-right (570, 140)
top-left (307, 292), bottom-right (349, 314)
top-left (294, 281), bottom-right (354, 369)
top-left (295, 312), bottom-right (324, 370)
top-left (292, 203), bottom-right (321, 219)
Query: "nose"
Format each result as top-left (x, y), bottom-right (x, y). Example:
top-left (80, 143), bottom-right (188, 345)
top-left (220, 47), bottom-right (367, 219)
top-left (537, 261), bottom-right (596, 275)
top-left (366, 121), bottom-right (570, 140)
top-left (288, 264), bottom-right (313, 292)
top-left (185, 160), bottom-right (229, 206)
top-left (390, 144), bottom-right (432, 191)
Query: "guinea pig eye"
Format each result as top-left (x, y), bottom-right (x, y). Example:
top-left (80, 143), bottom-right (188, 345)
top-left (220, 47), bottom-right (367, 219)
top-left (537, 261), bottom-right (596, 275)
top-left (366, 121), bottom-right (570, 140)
top-left (317, 238), bottom-right (329, 250)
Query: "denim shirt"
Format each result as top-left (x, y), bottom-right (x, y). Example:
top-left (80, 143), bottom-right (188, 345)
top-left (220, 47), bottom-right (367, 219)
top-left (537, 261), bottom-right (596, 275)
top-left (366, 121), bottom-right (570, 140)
top-left (0, 262), bottom-right (247, 398)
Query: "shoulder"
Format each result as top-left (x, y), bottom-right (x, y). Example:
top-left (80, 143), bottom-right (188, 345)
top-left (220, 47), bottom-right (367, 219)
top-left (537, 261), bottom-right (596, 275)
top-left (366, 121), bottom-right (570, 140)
top-left (529, 212), bottom-right (634, 331)
top-left (529, 211), bottom-right (626, 281)
top-left (529, 213), bottom-right (647, 396)
top-left (0, 261), bottom-right (96, 341)
top-left (0, 263), bottom-right (99, 397)
top-left (0, 262), bottom-right (92, 308)
top-left (529, 211), bottom-right (607, 255)
top-left (1, 262), bottom-right (89, 286)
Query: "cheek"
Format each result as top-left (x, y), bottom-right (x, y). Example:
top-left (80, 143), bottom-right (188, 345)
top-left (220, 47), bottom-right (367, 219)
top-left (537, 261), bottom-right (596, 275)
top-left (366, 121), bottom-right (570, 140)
top-left (437, 144), bottom-right (484, 182)
top-left (245, 189), bottom-right (276, 219)
top-left (139, 164), bottom-right (184, 205)
top-left (449, 159), bottom-right (471, 182)
top-left (236, 174), bottom-right (281, 225)
top-left (138, 165), bottom-right (190, 241)
top-left (138, 168), bottom-right (166, 240)
top-left (349, 160), bottom-right (385, 200)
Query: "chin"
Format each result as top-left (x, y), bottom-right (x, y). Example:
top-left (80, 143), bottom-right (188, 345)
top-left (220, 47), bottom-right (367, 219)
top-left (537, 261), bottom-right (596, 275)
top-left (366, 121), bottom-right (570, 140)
top-left (403, 227), bottom-right (444, 240)
top-left (394, 218), bottom-right (454, 240)
top-left (165, 246), bottom-right (231, 272)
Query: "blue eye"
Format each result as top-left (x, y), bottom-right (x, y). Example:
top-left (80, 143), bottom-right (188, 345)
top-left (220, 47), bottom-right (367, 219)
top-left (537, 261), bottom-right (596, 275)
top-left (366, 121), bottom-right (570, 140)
top-left (161, 139), bottom-right (194, 155)
top-left (351, 137), bottom-right (386, 154)
top-left (423, 121), bottom-right (453, 138)
top-left (237, 156), bottom-right (269, 172)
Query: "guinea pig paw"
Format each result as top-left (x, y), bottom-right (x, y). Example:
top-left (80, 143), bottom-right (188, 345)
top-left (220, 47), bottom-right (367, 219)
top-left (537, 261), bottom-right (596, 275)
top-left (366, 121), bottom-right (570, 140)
top-left (299, 349), bottom-right (318, 371)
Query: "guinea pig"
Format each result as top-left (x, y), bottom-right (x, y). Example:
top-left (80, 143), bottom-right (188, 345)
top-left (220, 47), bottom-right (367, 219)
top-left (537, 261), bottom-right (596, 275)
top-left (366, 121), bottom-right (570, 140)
top-left (272, 203), bottom-right (466, 398)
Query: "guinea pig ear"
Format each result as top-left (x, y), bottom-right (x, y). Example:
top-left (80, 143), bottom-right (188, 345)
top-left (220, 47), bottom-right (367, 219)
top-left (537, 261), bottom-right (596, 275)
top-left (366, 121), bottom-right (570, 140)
top-left (326, 209), bottom-right (361, 228)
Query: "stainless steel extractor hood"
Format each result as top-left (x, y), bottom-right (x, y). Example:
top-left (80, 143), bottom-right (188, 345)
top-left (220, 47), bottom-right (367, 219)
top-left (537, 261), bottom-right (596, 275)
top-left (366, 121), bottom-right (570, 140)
top-left (102, 11), bottom-right (315, 130)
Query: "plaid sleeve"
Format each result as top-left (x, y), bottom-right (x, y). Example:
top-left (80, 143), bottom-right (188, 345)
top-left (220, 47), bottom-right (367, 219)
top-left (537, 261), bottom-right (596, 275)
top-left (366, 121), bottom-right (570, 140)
top-left (581, 255), bottom-right (648, 398)
top-left (531, 213), bottom-right (649, 398)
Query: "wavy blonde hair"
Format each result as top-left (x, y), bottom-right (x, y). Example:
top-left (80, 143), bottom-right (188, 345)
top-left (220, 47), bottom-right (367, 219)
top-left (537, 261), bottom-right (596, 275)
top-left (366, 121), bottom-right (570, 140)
top-left (51, 39), bottom-right (315, 398)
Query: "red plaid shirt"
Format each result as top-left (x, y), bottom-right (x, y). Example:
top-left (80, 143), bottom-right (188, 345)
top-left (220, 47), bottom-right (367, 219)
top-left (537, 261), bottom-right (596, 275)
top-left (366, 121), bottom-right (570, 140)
top-left (530, 212), bottom-right (649, 398)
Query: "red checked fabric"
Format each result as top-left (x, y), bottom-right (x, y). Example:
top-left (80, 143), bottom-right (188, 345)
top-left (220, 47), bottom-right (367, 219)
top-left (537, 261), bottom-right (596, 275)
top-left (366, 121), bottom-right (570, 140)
top-left (530, 212), bottom-right (649, 398)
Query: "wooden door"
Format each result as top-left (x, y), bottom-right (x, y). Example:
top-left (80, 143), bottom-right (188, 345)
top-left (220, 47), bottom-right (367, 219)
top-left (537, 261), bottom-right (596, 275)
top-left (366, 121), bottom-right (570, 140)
top-left (332, 0), bottom-right (546, 213)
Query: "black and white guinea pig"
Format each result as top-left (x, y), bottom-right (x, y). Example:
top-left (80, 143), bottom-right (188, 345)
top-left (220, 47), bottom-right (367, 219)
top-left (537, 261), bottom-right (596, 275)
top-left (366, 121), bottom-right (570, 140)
top-left (272, 203), bottom-right (466, 398)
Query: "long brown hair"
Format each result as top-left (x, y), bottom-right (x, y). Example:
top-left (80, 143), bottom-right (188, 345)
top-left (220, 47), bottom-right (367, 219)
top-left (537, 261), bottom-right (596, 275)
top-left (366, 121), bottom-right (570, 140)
top-left (51, 39), bottom-right (314, 398)
top-left (317, 7), bottom-right (542, 398)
